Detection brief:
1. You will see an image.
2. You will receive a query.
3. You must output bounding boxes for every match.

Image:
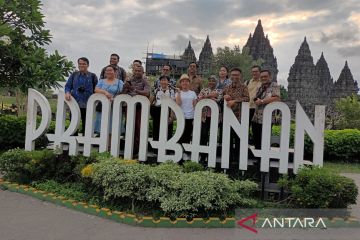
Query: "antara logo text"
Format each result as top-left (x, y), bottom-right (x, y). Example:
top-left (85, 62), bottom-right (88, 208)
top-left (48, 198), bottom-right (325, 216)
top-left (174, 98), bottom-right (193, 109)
top-left (237, 214), bottom-right (327, 233)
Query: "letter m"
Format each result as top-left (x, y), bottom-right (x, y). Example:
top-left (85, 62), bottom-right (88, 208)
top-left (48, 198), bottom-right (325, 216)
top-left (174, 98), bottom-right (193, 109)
top-left (111, 94), bottom-right (150, 161)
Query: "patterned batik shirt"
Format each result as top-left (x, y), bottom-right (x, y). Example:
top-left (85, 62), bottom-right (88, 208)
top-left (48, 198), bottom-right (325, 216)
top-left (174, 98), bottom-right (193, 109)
top-left (252, 82), bottom-right (280, 124)
top-left (222, 82), bottom-right (250, 119)
top-left (198, 88), bottom-right (223, 120)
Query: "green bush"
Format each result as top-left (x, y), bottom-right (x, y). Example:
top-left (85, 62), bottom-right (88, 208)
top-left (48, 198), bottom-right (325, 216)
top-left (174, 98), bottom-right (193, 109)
top-left (324, 129), bottom-right (360, 161)
top-left (182, 160), bottom-right (205, 172)
top-left (0, 148), bottom-right (98, 184)
top-left (279, 166), bottom-right (358, 208)
top-left (89, 159), bottom-right (258, 217)
top-left (0, 148), bottom-right (56, 183)
top-left (334, 95), bottom-right (360, 130)
top-left (154, 172), bottom-right (257, 217)
top-left (0, 115), bottom-right (54, 150)
top-left (91, 159), bottom-right (151, 211)
top-left (272, 125), bottom-right (360, 161)
top-left (0, 148), bottom-right (32, 183)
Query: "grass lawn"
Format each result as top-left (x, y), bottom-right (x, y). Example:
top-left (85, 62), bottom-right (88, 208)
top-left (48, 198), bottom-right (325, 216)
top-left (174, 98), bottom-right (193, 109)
top-left (323, 161), bottom-right (360, 174)
top-left (0, 96), bottom-right (18, 105)
top-left (0, 96), bottom-right (57, 112)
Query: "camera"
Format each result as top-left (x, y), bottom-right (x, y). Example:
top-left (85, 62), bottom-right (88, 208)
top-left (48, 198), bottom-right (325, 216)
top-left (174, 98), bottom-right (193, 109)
top-left (77, 86), bottom-right (85, 93)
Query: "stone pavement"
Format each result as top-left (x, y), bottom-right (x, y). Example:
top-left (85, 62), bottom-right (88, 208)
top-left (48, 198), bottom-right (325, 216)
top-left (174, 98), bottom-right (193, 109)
top-left (1, 174), bottom-right (360, 240)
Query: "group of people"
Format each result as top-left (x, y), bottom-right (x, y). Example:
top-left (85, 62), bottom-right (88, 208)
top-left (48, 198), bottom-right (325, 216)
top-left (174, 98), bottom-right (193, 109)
top-left (64, 53), bottom-right (280, 162)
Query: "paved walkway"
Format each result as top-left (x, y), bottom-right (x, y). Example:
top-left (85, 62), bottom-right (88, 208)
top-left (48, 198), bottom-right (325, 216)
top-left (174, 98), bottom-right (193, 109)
top-left (1, 174), bottom-right (360, 240)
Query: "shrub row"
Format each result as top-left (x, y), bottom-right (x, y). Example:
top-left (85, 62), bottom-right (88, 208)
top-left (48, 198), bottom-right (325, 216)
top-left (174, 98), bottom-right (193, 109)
top-left (0, 149), bottom-right (357, 214)
top-left (87, 158), bottom-right (258, 217)
top-left (272, 125), bottom-right (360, 161)
top-left (0, 149), bottom-right (258, 218)
top-left (0, 115), bottom-right (54, 150)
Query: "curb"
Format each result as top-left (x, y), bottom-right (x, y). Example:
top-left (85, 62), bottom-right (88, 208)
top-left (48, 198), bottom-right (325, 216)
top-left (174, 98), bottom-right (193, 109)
top-left (0, 179), bottom-right (235, 228)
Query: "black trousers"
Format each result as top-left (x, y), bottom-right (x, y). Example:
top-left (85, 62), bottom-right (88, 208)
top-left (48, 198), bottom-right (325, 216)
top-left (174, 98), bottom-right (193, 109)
top-left (200, 117), bottom-right (211, 162)
top-left (249, 108), bottom-right (256, 144)
top-left (80, 108), bottom-right (87, 134)
top-left (179, 119), bottom-right (193, 144)
top-left (150, 106), bottom-right (173, 141)
top-left (252, 122), bottom-right (262, 150)
top-left (229, 128), bottom-right (240, 164)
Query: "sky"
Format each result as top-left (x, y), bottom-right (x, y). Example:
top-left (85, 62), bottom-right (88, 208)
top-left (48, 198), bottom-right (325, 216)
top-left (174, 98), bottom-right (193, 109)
top-left (42, 0), bottom-right (360, 88)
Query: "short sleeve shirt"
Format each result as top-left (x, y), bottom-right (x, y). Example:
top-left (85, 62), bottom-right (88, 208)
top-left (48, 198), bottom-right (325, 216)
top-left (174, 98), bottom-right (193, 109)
top-left (223, 82), bottom-right (250, 119)
top-left (252, 82), bottom-right (280, 124)
top-left (125, 77), bottom-right (150, 96)
top-left (153, 87), bottom-right (176, 106)
top-left (96, 79), bottom-right (123, 97)
top-left (198, 88), bottom-right (223, 117)
top-left (176, 90), bottom-right (197, 119)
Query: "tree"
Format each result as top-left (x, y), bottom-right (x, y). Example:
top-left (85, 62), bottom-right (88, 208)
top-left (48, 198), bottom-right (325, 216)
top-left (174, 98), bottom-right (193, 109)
top-left (0, 0), bottom-right (74, 114)
top-left (280, 85), bottom-right (288, 100)
top-left (332, 95), bottom-right (360, 129)
top-left (212, 46), bottom-right (263, 81)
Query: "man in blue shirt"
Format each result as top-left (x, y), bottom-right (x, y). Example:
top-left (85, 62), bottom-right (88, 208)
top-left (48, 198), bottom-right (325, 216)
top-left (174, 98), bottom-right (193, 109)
top-left (65, 57), bottom-right (98, 134)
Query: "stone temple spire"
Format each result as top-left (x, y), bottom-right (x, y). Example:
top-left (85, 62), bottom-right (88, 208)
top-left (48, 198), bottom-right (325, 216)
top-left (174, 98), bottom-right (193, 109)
top-left (332, 61), bottom-right (359, 99)
top-left (181, 41), bottom-right (197, 64)
top-left (198, 35), bottom-right (214, 75)
top-left (315, 52), bottom-right (333, 102)
top-left (287, 37), bottom-right (318, 118)
top-left (294, 37), bottom-right (313, 65)
top-left (243, 19), bottom-right (278, 81)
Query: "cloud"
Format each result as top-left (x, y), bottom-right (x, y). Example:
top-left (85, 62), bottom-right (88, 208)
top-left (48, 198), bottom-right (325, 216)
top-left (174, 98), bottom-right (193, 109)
top-left (170, 35), bottom-right (205, 53)
top-left (320, 23), bottom-right (360, 44)
top-left (337, 45), bottom-right (360, 57)
top-left (40, 0), bottom-right (360, 87)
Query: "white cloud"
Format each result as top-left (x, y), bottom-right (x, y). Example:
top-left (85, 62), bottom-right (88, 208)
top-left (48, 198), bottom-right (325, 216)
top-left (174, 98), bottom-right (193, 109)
top-left (41, 0), bottom-right (360, 86)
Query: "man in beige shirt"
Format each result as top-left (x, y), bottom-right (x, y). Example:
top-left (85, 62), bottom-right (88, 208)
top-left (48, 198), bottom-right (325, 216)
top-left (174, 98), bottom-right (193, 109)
top-left (245, 65), bottom-right (262, 144)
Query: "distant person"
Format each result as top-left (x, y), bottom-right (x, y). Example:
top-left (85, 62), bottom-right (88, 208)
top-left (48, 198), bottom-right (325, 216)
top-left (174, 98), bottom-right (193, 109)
top-left (65, 57), bottom-right (98, 134)
top-left (223, 67), bottom-right (249, 163)
top-left (94, 65), bottom-right (124, 138)
top-left (252, 69), bottom-right (280, 150)
top-left (188, 62), bottom-right (202, 95)
top-left (100, 53), bottom-right (126, 81)
top-left (216, 66), bottom-right (232, 90)
top-left (177, 62), bottom-right (202, 95)
top-left (153, 64), bottom-right (176, 89)
top-left (245, 65), bottom-right (262, 144)
top-left (126, 59), bottom-right (144, 81)
top-left (132, 59), bottom-right (142, 68)
top-left (216, 66), bottom-right (231, 146)
top-left (123, 65), bottom-right (150, 154)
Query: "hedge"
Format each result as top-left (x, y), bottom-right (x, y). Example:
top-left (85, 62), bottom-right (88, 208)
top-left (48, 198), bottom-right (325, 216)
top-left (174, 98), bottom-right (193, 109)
top-left (0, 149), bottom-right (259, 218)
top-left (0, 115), bottom-right (54, 151)
top-left (273, 125), bottom-right (360, 161)
top-left (88, 159), bottom-right (258, 217)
